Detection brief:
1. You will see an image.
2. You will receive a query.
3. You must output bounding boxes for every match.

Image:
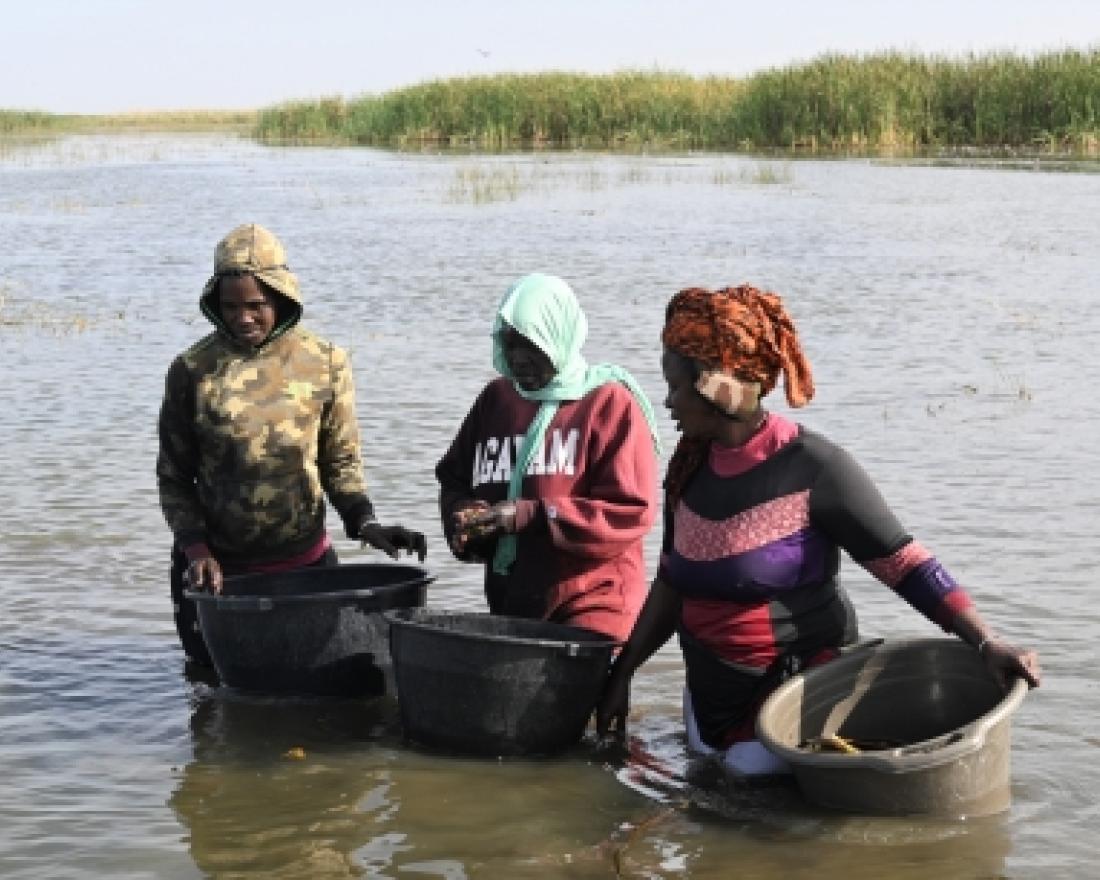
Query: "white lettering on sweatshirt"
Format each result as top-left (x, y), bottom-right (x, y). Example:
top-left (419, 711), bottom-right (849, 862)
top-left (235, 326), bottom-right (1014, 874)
top-left (471, 428), bottom-right (578, 488)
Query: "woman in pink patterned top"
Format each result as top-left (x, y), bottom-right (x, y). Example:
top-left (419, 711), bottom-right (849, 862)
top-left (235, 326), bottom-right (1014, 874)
top-left (597, 284), bottom-right (1041, 775)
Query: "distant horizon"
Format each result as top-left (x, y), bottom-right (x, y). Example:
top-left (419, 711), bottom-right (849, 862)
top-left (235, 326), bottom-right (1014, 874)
top-left (6, 46), bottom-right (1098, 117)
top-left (3, 0), bottom-right (1098, 114)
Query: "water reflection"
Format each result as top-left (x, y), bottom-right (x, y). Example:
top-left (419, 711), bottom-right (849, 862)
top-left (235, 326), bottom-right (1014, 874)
top-left (171, 690), bottom-right (401, 878)
top-left (170, 684), bottom-right (1013, 878)
top-left (172, 685), bottom-right (642, 878)
top-left (604, 724), bottom-right (1014, 879)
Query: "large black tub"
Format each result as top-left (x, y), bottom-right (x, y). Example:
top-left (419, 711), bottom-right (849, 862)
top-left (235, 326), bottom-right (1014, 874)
top-left (388, 609), bottom-right (618, 756)
top-left (186, 563), bottom-right (431, 697)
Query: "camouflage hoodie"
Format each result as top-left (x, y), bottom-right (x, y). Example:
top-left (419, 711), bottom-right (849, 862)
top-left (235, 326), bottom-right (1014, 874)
top-left (156, 224), bottom-right (372, 564)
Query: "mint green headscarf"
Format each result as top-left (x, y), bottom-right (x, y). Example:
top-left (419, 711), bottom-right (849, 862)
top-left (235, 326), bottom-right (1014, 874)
top-left (491, 273), bottom-right (661, 575)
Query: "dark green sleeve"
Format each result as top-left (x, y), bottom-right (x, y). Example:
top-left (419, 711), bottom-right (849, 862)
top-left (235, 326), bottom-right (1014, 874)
top-left (155, 357), bottom-right (207, 547)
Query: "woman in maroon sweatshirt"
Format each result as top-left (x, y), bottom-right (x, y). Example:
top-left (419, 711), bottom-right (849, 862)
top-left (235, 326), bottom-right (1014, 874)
top-left (436, 273), bottom-right (661, 640)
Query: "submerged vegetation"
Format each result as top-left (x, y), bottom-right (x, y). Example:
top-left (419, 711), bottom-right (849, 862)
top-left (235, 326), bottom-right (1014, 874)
top-left (0, 285), bottom-right (122, 334)
top-left (443, 160), bottom-right (794, 204)
top-left (4, 51), bottom-right (1098, 154)
top-left (254, 51), bottom-right (1100, 153)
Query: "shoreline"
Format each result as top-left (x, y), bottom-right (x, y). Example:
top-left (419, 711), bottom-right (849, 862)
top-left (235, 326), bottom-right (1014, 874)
top-left (4, 49), bottom-right (1098, 158)
top-left (2, 128), bottom-right (1098, 166)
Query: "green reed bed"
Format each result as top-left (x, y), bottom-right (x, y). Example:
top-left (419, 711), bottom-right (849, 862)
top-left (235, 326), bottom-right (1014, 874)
top-left (0, 110), bottom-right (77, 134)
top-left (84, 110), bottom-right (257, 132)
top-left (257, 72), bottom-right (738, 148)
top-left (256, 51), bottom-right (1100, 152)
top-left (0, 109), bottom-right (256, 135)
top-left (731, 51), bottom-right (1100, 151)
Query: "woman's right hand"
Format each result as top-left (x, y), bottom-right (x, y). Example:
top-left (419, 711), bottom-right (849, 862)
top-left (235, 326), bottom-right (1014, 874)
top-left (595, 578), bottom-right (681, 747)
top-left (595, 667), bottom-right (631, 746)
top-left (450, 501), bottom-right (492, 556)
top-left (185, 556), bottom-right (224, 595)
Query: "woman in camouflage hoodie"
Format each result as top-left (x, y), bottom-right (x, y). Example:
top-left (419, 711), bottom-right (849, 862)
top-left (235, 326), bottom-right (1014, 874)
top-left (157, 223), bottom-right (425, 665)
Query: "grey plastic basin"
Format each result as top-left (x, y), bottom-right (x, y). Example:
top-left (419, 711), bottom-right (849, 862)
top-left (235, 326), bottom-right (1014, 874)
top-left (756, 637), bottom-right (1029, 817)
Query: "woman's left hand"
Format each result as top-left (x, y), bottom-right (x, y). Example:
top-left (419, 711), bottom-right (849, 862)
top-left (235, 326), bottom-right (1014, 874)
top-left (459, 501), bottom-right (518, 536)
top-left (982, 640), bottom-right (1041, 689)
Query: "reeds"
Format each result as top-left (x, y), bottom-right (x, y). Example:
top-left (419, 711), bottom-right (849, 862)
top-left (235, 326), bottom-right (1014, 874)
top-left (5, 51), bottom-right (1097, 152)
top-left (0, 109), bottom-right (256, 135)
top-left (0, 110), bottom-right (75, 133)
top-left (255, 72), bottom-right (737, 147)
top-left (728, 50), bottom-right (1100, 151)
top-left (256, 51), bottom-right (1100, 153)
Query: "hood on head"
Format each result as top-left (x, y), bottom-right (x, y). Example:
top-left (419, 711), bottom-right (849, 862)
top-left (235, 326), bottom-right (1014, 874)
top-left (199, 223), bottom-right (303, 343)
top-left (492, 273), bottom-right (587, 380)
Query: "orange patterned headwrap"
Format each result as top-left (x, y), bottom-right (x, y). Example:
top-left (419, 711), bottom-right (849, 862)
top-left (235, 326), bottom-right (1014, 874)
top-left (661, 285), bottom-right (814, 407)
top-left (662, 285), bottom-right (814, 505)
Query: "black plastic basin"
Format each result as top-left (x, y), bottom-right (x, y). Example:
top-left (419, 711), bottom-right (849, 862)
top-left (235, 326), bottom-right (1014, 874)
top-left (185, 563), bottom-right (432, 696)
top-left (388, 609), bottom-right (618, 756)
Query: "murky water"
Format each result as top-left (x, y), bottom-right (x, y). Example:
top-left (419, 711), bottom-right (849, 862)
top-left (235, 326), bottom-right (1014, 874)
top-left (1, 134), bottom-right (1097, 879)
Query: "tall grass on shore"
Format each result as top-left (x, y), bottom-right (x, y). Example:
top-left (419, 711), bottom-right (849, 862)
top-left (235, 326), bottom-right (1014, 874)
top-left (0, 109), bottom-right (256, 135)
top-left (256, 73), bottom-right (738, 147)
top-left (0, 110), bottom-right (75, 133)
top-left (255, 51), bottom-right (1100, 152)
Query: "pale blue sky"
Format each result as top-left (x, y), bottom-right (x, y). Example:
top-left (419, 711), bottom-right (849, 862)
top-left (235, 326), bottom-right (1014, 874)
top-left (5, 0), bottom-right (1098, 113)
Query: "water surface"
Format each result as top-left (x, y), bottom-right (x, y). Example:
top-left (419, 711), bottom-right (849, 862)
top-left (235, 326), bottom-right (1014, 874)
top-left (1, 135), bottom-right (1096, 879)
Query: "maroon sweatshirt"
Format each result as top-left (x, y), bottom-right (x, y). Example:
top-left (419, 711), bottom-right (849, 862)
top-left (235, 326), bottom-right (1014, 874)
top-left (436, 377), bottom-right (659, 640)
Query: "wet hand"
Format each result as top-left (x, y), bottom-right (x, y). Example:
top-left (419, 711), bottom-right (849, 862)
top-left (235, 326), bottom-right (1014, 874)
top-left (450, 501), bottom-right (492, 555)
top-left (457, 501), bottom-right (518, 539)
top-left (595, 668), bottom-right (630, 749)
top-left (982, 639), bottom-right (1041, 689)
top-left (184, 556), bottom-right (223, 595)
top-left (359, 519), bottom-right (427, 562)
